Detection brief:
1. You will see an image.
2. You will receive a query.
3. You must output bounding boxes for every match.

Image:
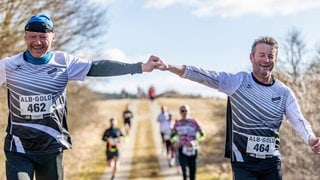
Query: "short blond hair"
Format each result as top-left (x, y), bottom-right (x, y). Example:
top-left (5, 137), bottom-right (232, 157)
top-left (251, 36), bottom-right (278, 55)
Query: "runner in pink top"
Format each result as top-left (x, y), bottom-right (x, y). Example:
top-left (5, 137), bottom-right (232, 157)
top-left (171, 104), bottom-right (205, 180)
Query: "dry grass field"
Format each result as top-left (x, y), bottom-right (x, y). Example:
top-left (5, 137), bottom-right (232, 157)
top-left (1, 84), bottom-right (320, 179)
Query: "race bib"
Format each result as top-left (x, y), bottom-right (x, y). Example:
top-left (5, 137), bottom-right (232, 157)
top-left (164, 130), bottom-right (171, 140)
top-left (20, 94), bottom-right (52, 117)
top-left (108, 138), bottom-right (119, 146)
top-left (124, 113), bottom-right (131, 118)
top-left (182, 145), bottom-right (197, 156)
top-left (246, 135), bottom-right (276, 159)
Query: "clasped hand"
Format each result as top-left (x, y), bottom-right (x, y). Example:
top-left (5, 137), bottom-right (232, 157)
top-left (142, 55), bottom-right (169, 72)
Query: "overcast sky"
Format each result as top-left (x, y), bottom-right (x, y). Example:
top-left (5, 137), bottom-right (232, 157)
top-left (82, 0), bottom-right (320, 98)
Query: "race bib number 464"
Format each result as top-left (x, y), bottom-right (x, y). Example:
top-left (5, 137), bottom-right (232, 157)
top-left (20, 94), bottom-right (52, 116)
top-left (246, 135), bottom-right (276, 158)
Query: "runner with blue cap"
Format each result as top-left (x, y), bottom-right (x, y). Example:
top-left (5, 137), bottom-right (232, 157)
top-left (0, 13), bottom-right (163, 180)
top-left (25, 14), bottom-right (54, 33)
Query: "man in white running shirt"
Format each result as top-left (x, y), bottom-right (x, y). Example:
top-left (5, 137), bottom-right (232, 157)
top-left (0, 13), bottom-right (161, 180)
top-left (157, 36), bottom-right (320, 180)
top-left (157, 106), bottom-right (170, 152)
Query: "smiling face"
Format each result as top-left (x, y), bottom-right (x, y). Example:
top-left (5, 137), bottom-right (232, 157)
top-left (250, 43), bottom-right (277, 84)
top-left (24, 31), bottom-right (55, 58)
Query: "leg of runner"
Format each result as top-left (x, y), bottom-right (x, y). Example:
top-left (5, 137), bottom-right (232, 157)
top-left (169, 143), bottom-right (176, 167)
top-left (188, 154), bottom-right (197, 180)
top-left (178, 148), bottom-right (188, 180)
top-left (34, 152), bottom-right (64, 180)
top-left (125, 124), bottom-right (129, 136)
top-left (164, 140), bottom-right (171, 166)
top-left (6, 152), bottom-right (34, 180)
top-left (111, 157), bottom-right (119, 180)
top-left (174, 146), bottom-right (181, 174)
top-left (160, 132), bottom-right (166, 154)
top-left (124, 123), bottom-right (130, 141)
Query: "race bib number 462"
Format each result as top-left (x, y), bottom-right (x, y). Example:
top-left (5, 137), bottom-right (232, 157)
top-left (20, 94), bottom-right (52, 116)
top-left (246, 135), bottom-right (276, 158)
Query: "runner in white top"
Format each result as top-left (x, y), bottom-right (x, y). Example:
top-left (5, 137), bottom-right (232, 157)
top-left (162, 113), bottom-right (176, 166)
top-left (0, 13), bottom-right (161, 180)
top-left (157, 106), bottom-right (170, 152)
top-left (157, 36), bottom-right (320, 180)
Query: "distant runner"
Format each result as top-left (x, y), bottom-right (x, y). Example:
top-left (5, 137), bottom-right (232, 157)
top-left (171, 104), bottom-right (205, 180)
top-left (162, 113), bottom-right (177, 167)
top-left (157, 106), bottom-right (170, 153)
top-left (122, 105), bottom-right (134, 138)
top-left (102, 117), bottom-right (124, 180)
top-left (148, 85), bottom-right (156, 101)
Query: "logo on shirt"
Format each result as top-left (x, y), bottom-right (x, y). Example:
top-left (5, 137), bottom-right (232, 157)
top-left (15, 64), bottom-right (23, 70)
top-left (246, 84), bottom-right (252, 89)
top-left (47, 68), bottom-right (57, 75)
top-left (271, 96), bottom-right (281, 102)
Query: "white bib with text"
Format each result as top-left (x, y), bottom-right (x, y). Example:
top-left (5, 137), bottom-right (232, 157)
top-left (246, 135), bottom-right (276, 159)
top-left (20, 94), bottom-right (52, 118)
top-left (182, 145), bottom-right (197, 156)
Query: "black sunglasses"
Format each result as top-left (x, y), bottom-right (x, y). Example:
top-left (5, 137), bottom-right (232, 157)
top-left (180, 110), bottom-right (187, 113)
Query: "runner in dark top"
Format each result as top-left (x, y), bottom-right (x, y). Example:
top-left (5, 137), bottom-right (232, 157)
top-left (122, 105), bottom-right (134, 138)
top-left (102, 117), bottom-right (124, 180)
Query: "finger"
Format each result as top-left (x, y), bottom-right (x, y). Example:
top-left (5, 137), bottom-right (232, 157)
top-left (157, 65), bottom-right (168, 70)
top-left (313, 148), bottom-right (320, 154)
top-left (311, 140), bottom-right (320, 154)
top-left (312, 139), bottom-right (320, 148)
top-left (150, 55), bottom-right (160, 61)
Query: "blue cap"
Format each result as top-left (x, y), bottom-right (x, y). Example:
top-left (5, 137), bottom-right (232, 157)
top-left (25, 14), bottom-right (54, 33)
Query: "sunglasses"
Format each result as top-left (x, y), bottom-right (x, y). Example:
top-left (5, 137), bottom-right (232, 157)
top-left (180, 110), bottom-right (188, 113)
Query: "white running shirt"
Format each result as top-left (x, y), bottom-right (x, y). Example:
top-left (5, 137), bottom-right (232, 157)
top-left (0, 51), bottom-right (91, 154)
top-left (182, 65), bottom-right (315, 162)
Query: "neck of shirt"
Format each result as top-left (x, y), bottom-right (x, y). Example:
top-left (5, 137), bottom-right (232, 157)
top-left (24, 50), bottom-right (52, 65)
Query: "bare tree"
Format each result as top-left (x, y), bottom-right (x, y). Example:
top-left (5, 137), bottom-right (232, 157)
top-left (278, 27), bottom-right (306, 78)
top-left (0, 0), bottom-right (109, 58)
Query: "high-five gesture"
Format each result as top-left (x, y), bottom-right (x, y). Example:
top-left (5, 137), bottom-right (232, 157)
top-left (141, 55), bottom-right (162, 72)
